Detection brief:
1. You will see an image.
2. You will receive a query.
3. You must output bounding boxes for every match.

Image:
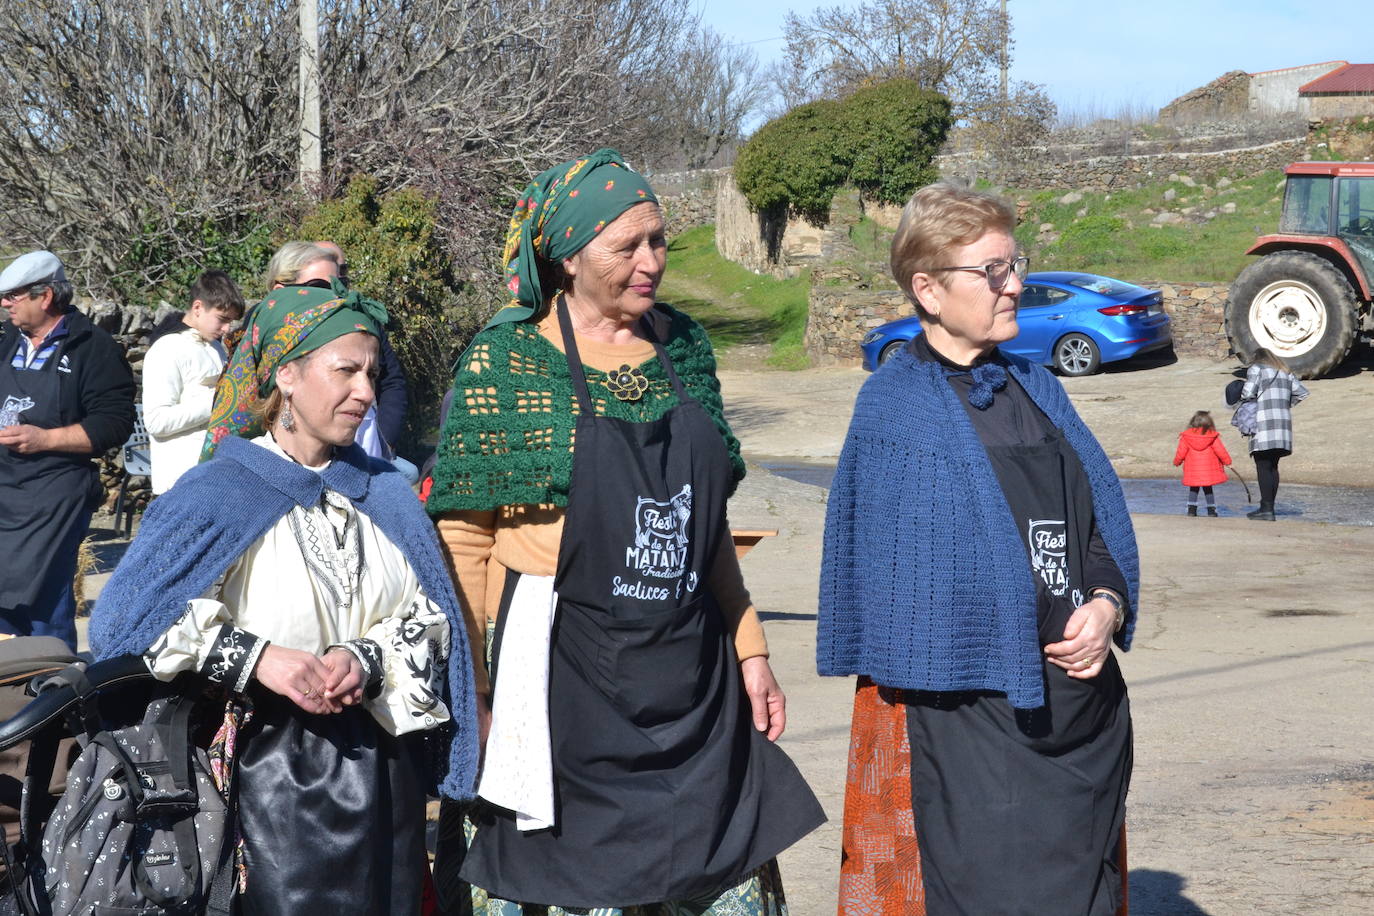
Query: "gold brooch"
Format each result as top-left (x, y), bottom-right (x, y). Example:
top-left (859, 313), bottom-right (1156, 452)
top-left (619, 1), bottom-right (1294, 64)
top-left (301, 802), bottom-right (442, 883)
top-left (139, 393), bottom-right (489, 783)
top-left (605, 364), bottom-right (649, 401)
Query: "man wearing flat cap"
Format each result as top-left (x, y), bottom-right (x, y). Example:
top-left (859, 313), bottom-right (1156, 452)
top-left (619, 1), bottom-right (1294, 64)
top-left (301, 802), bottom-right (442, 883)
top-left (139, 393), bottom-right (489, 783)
top-left (0, 251), bottom-right (134, 649)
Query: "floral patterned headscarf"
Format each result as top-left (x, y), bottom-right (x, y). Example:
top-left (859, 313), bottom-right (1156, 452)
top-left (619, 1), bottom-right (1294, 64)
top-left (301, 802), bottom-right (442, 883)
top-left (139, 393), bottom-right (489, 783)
top-left (200, 281), bottom-right (387, 461)
top-left (489, 148), bottom-right (658, 332)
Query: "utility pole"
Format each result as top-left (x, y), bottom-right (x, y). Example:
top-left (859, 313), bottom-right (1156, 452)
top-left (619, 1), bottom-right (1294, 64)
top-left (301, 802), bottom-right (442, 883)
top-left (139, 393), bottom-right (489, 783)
top-left (1000, 0), bottom-right (1009, 116)
top-left (298, 0), bottom-right (321, 190)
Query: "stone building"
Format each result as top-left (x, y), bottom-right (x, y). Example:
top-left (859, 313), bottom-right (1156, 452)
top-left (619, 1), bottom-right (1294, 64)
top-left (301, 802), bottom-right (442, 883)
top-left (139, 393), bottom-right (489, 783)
top-left (1249, 62), bottom-right (1347, 116)
top-left (1162, 61), bottom-right (1374, 122)
top-left (1160, 71), bottom-right (1252, 124)
top-left (1299, 64), bottom-right (1374, 119)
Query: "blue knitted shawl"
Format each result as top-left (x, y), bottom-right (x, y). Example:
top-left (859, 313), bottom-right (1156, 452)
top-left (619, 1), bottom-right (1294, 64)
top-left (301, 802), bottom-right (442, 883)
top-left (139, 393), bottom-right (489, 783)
top-left (90, 436), bottom-right (479, 800)
top-left (817, 347), bottom-right (1139, 709)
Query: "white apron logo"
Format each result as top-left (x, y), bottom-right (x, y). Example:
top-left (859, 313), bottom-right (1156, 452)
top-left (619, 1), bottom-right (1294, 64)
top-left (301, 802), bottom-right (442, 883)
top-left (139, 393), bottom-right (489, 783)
top-left (624, 484), bottom-right (692, 581)
top-left (1027, 518), bottom-right (1070, 597)
top-left (0, 395), bottom-right (35, 428)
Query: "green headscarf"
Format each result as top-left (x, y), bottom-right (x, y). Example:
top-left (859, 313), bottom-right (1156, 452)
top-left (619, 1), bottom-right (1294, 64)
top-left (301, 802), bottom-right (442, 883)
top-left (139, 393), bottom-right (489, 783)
top-left (491, 148), bottom-right (658, 331)
top-left (200, 280), bottom-right (388, 460)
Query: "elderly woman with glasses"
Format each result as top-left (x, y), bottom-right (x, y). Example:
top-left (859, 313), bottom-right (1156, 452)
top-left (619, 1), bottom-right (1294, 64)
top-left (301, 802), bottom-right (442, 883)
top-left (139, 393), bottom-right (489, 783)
top-left (819, 183), bottom-right (1138, 916)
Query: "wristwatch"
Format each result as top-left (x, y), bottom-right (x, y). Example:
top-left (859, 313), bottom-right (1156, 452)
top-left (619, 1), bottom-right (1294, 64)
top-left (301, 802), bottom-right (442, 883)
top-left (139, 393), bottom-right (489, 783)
top-left (1089, 588), bottom-right (1126, 633)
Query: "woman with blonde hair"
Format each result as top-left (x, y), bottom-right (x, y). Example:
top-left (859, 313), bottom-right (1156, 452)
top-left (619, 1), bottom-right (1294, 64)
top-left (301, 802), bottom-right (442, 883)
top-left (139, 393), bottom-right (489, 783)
top-left (262, 240), bottom-right (338, 291)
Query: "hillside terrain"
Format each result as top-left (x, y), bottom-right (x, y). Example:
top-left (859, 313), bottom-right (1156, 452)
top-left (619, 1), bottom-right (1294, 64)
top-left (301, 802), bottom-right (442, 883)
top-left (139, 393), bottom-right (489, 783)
top-left (663, 170), bottom-right (1291, 366)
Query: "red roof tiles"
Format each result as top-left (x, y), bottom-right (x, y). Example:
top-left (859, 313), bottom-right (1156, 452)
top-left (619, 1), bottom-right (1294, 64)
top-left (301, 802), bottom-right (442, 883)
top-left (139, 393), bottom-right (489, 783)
top-left (1299, 64), bottom-right (1374, 94)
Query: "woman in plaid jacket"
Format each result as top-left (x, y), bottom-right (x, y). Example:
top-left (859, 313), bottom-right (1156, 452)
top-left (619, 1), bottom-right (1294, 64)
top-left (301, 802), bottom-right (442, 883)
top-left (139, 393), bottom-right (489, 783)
top-left (1240, 348), bottom-right (1309, 521)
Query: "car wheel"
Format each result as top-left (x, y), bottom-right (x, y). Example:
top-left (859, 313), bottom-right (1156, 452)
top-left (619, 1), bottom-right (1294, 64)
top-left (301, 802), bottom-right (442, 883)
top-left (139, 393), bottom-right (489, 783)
top-left (878, 340), bottom-right (907, 365)
top-left (1225, 251), bottom-right (1357, 379)
top-left (1053, 333), bottom-right (1100, 376)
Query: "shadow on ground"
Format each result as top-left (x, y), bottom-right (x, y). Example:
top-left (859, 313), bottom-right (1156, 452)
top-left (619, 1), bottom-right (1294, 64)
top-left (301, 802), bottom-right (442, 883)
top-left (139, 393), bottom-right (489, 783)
top-left (669, 294), bottom-right (776, 350)
top-left (82, 529), bottom-right (131, 573)
top-left (1100, 346), bottom-right (1181, 375)
top-left (1128, 869), bottom-right (1214, 915)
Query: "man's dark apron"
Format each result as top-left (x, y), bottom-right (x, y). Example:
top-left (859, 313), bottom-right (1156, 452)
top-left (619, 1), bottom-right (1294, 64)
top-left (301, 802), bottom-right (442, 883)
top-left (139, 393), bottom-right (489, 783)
top-left (0, 346), bottom-right (99, 622)
top-left (459, 304), bottom-right (823, 907)
top-left (906, 428), bottom-right (1132, 916)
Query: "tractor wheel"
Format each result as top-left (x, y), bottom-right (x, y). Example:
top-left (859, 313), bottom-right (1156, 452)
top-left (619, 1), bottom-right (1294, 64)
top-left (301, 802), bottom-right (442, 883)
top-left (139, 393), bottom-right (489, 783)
top-left (1225, 251), bottom-right (1358, 378)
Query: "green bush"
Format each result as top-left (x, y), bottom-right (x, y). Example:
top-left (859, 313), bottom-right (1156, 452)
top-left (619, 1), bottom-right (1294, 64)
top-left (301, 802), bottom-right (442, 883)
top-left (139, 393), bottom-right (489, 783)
top-left (114, 216), bottom-right (281, 309)
top-left (734, 79), bottom-right (952, 224)
top-left (298, 175), bottom-right (465, 456)
top-left (841, 81), bottom-right (952, 207)
top-left (734, 100), bottom-right (851, 223)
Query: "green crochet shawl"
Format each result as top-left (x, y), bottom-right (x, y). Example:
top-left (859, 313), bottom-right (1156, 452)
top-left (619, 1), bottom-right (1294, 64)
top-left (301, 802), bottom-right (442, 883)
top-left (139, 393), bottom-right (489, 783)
top-left (426, 304), bottom-right (744, 514)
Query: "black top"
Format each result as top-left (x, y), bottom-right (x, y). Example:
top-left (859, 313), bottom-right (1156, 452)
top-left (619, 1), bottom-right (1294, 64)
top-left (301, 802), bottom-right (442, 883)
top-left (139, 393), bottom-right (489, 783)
top-left (910, 334), bottom-right (1128, 605)
top-left (0, 310), bottom-right (135, 456)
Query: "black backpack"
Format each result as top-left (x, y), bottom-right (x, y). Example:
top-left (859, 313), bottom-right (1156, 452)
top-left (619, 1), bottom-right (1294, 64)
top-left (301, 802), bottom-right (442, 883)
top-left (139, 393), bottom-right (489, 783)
top-left (37, 691), bottom-right (235, 916)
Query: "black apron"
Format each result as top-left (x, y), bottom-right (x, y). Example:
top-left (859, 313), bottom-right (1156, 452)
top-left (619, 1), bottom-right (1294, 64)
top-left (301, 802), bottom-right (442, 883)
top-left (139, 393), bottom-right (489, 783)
top-left (235, 690), bottom-right (427, 915)
top-left (459, 304), bottom-right (823, 907)
top-left (906, 428), bottom-right (1132, 916)
top-left (0, 346), bottom-right (100, 614)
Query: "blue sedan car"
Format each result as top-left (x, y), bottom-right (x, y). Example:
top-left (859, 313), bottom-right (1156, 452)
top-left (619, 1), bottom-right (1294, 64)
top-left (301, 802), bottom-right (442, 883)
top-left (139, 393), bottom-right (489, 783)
top-left (859, 271), bottom-right (1173, 375)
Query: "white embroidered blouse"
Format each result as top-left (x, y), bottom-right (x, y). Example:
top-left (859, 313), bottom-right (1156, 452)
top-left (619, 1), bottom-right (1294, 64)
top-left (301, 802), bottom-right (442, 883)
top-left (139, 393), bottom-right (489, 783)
top-left (144, 435), bottom-right (451, 736)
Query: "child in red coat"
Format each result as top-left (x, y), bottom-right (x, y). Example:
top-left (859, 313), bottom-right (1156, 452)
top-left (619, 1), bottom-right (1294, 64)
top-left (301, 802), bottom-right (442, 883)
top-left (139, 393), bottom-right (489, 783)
top-left (1173, 410), bottom-right (1232, 516)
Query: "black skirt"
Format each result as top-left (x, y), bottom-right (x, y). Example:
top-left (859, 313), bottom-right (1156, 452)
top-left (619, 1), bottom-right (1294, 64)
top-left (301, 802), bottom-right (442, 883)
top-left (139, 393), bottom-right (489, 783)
top-left (235, 691), bottom-right (427, 916)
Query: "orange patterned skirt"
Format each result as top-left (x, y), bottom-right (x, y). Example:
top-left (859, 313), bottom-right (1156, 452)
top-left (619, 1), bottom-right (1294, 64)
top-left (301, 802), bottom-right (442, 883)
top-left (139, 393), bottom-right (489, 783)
top-left (837, 678), bottom-right (1128, 916)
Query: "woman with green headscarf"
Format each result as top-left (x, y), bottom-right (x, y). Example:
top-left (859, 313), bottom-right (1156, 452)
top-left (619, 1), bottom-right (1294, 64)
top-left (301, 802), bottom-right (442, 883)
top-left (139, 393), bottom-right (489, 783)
top-left (428, 150), bottom-right (823, 913)
top-left (90, 266), bottom-right (481, 913)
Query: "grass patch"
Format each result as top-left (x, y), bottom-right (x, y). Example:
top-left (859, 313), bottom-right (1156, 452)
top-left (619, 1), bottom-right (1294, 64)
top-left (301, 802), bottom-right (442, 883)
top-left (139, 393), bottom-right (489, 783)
top-left (658, 225), bottom-right (811, 368)
top-left (1015, 170), bottom-right (1285, 282)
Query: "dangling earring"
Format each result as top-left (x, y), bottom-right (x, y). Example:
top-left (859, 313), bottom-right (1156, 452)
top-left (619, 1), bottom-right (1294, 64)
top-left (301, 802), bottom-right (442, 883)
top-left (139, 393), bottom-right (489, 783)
top-left (280, 392), bottom-right (296, 432)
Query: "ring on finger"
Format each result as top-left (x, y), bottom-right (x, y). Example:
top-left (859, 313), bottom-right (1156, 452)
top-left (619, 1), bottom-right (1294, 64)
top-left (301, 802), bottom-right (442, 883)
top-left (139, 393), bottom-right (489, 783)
top-left (1078, 659), bottom-right (1092, 669)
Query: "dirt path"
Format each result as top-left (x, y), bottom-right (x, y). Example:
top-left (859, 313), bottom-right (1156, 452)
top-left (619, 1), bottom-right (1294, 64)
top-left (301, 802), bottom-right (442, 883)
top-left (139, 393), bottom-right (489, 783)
top-left (715, 352), bottom-right (1374, 915)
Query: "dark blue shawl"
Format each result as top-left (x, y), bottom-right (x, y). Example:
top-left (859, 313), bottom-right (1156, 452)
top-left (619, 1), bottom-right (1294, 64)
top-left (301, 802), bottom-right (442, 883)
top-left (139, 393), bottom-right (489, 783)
top-left (817, 348), bottom-right (1139, 709)
top-left (90, 435), bottom-right (479, 799)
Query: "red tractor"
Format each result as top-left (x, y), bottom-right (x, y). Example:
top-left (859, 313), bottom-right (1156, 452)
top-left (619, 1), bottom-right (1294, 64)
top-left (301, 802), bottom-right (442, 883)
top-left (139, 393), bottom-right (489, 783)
top-left (1226, 161), bottom-right (1374, 377)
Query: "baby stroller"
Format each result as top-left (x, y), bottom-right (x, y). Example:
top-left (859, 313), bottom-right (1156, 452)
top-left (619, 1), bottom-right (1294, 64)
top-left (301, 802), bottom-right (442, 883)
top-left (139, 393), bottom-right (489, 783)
top-left (0, 647), bottom-right (174, 915)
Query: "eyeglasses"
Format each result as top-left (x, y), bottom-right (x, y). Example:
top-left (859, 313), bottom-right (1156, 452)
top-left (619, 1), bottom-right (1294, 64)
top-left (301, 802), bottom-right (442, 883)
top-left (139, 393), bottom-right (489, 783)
top-left (0, 285), bottom-right (40, 303)
top-left (931, 256), bottom-right (1029, 290)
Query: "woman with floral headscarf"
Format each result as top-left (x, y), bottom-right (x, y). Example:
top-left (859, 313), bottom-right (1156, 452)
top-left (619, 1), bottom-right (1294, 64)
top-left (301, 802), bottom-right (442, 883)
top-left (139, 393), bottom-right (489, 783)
top-left (91, 274), bottom-right (479, 914)
top-left (428, 150), bottom-right (823, 914)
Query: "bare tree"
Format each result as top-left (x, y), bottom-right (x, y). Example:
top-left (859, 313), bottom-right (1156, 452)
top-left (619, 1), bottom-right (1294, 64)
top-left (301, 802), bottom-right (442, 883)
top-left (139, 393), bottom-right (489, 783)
top-left (778, 0), bottom-right (1049, 125)
top-left (316, 0), bottom-right (695, 278)
top-left (627, 27), bottom-right (768, 171)
top-left (0, 0), bottom-right (697, 302)
top-left (0, 0), bottom-right (299, 297)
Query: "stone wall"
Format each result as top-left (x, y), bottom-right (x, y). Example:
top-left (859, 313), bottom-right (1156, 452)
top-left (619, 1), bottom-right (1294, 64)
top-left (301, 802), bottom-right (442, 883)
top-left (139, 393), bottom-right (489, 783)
top-left (1307, 95), bottom-right (1374, 120)
top-left (937, 136), bottom-right (1307, 193)
top-left (803, 277), bottom-right (1234, 367)
top-left (803, 267), bottom-right (912, 366)
top-left (1154, 281), bottom-right (1231, 359)
top-left (651, 169), bottom-right (721, 238)
top-left (1161, 71), bottom-right (1252, 125)
top-left (713, 168), bottom-right (837, 277)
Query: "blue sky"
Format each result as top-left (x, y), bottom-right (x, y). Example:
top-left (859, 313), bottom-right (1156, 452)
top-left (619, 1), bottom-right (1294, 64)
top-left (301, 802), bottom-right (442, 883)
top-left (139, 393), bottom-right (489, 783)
top-left (697, 0), bottom-right (1372, 118)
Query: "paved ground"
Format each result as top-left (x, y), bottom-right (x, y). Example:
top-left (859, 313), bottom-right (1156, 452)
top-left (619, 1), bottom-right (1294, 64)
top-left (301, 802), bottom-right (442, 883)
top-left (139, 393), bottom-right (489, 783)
top-left (717, 354), bottom-right (1374, 916)
top-left (78, 353), bottom-right (1374, 914)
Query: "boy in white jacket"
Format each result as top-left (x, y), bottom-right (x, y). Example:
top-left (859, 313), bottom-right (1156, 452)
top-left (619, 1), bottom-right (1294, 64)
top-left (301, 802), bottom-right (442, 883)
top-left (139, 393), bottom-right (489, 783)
top-left (141, 270), bottom-right (244, 494)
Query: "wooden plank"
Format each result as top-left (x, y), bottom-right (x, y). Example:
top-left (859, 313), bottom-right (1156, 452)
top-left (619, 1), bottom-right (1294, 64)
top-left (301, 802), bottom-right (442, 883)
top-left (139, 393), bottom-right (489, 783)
top-left (731, 528), bottom-right (779, 559)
